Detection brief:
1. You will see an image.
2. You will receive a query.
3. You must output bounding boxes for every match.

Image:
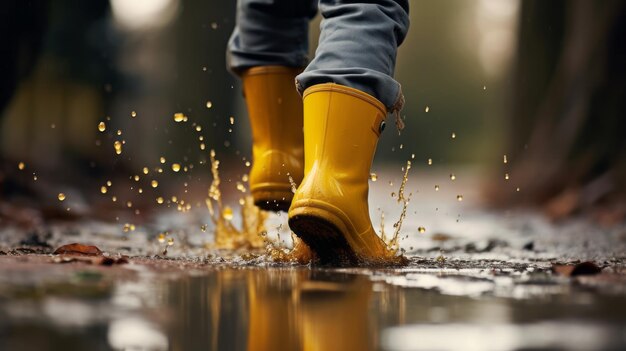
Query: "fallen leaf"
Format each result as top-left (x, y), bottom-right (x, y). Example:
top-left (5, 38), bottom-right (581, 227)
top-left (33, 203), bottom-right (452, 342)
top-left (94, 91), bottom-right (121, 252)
top-left (552, 261), bottom-right (601, 277)
top-left (53, 243), bottom-right (102, 256)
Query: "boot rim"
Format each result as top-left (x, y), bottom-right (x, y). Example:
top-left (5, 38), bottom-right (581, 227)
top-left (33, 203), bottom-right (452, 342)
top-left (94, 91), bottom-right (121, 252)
top-left (302, 83), bottom-right (386, 116)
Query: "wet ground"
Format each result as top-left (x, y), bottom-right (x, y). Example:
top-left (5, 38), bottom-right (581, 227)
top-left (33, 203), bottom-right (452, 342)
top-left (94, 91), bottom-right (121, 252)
top-left (1, 170), bottom-right (625, 350)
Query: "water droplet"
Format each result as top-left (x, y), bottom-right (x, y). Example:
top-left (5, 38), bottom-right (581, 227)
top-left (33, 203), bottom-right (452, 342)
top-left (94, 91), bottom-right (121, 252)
top-left (114, 141), bottom-right (123, 155)
top-left (151, 180), bottom-right (159, 188)
top-left (229, 116), bottom-right (235, 125)
top-left (57, 193), bottom-right (66, 201)
top-left (133, 175), bottom-right (140, 181)
top-left (143, 167), bottom-right (149, 175)
top-left (418, 226), bottom-right (426, 233)
top-left (200, 143), bottom-right (206, 150)
top-left (100, 186), bottom-right (107, 194)
top-left (116, 130), bottom-right (122, 136)
top-left (428, 158), bottom-right (433, 165)
top-left (157, 233), bottom-right (166, 243)
top-left (483, 85), bottom-right (487, 90)
top-left (411, 154), bottom-right (415, 159)
top-left (504, 173), bottom-right (510, 180)
top-left (516, 187), bottom-right (520, 192)
top-left (450, 174), bottom-right (456, 181)
top-left (172, 163), bottom-right (181, 172)
top-left (196, 125), bottom-right (202, 132)
top-left (425, 106), bottom-right (430, 113)
top-left (451, 132), bottom-right (456, 139)
top-left (245, 161), bottom-right (251, 167)
top-left (167, 237), bottom-right (174, 246)
top-left (457, 195), bottom-right (463, 201)
top-left (173, 113), bottom-right (185, 122)
top-left (435, 185), bottom-right (440, 191)
top-left (98, 122), bottom-right (106, 132)
top-left (112, 196), bottom-right (117, 202)
top-left (200, 224), bottom-right (207, 232)
top-left (206, 101), bottom-right (213, 109)
top-left (236, 182), bottom-right (246, 192)
top-left (18, 162), bottom-right (25, 170)
top-left (131, 111), bottom-right (137, 118)
top-left (156, 197), bottom-right (164, 204)
top-left (370, 173), bottom-right (378, 181)
top-left (126, 201), bottom-right (133, 208)
top-left (503, 155), bottom-right (508, 164)
top-left (223, 206), bottom-right (233, 221)
top-left (210, 22), bottom-right (218, 29)
top-left (106, 180), bottom-right (112, 187)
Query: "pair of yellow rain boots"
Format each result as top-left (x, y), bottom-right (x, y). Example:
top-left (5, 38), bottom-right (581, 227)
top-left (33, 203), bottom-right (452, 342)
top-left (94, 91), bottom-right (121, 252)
top-left (241, 66), bottom-right (388, 263)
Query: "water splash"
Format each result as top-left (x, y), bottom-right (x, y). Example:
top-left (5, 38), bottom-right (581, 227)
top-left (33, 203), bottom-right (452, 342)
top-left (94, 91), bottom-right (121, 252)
top-left (205, 150), bottom-right (268, 250)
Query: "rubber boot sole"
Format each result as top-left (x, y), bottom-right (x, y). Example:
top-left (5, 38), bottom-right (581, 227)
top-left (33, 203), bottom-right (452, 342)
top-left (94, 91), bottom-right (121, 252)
top-left (288, 211), bottom-right (358, 265)
top-left (251, 185), bottom-right (293, 212)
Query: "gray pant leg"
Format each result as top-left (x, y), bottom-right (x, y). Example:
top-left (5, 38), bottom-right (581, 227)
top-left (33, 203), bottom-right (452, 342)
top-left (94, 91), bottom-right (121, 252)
top-left (227, 0), bottom-right (318, 73)
top-left (296, 0), bottom-right (410, 112)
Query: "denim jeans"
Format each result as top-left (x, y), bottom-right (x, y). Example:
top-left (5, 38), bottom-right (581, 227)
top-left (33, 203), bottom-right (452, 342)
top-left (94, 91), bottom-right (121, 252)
top-left (227, 0), bottom-right (410, 114)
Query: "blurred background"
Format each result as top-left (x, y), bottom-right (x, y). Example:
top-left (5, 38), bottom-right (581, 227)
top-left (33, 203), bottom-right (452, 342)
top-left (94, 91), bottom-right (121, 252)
top-left (0, 0), bottom-right (624, 226)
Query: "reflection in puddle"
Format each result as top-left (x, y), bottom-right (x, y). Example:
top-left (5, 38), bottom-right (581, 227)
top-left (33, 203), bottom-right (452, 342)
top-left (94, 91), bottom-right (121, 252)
top-left (381, 322), bottom-right (624, 351)
top-left (1, 266), bottom-right (626, 350)
top-left (108, 317), bottom-right (168, 350)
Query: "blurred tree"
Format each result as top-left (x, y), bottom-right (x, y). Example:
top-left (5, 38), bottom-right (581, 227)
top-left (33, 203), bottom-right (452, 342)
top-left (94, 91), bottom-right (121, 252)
top-left (487, 0), bottom-right (626, 223)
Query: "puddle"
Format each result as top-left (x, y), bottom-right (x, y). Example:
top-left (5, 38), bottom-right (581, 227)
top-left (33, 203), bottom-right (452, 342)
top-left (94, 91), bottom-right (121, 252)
top-left (1, 264), bottom-right (625, 350)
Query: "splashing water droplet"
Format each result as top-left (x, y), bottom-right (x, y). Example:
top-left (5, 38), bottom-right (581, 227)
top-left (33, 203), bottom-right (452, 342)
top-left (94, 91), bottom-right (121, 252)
top-left (114, 141), bottom-right (123, 155)
top-left (425, 106), bottom-right (430, 113)
top-left (504, 173), bottom-right (509, 180)
top-left (428, 158), bottom-right (433, 165)
top-left (151, 180), bottom-right (158, 188)
top-left (157, 233), bottom-right (166, 243)
top-left (418, 226), bottom-right (426, 233)
top-left (159, 157), bottom-right (166, 164)
top-left (98, 122), bottom-right (106, 132)
top-left (58, 193), bottom-right (66, 201)
top-left (451, 132), bottom-right (456, 139)
top-left (206, 101), bottom-right (213, 109)
top-left (173, 113), bottom-right (185, 122)
top-left (18, 162), bottom-right (25, 170)
top-left (450, 174), bottom-right (456, 181)
top-left (370, 173), bottom-right (378, 181)
top-left (457, 195), bottom-right (463, 201)
top-left (156, 197), bottom-right (164, 204)
top-left (172, 163), bottom-right (181, 172)
top-left (100, 186), bottom-right (107, 194)
top-left (222, 206), bottom-right (233, 221)
top-left (131, 111), bottom-right (137, 118)
top-left (503, 155), bottom-right (508, 164)
top-left (167, 237), bottom-right (174, 246)
top-left (435, 185), bottom-right (440, 191)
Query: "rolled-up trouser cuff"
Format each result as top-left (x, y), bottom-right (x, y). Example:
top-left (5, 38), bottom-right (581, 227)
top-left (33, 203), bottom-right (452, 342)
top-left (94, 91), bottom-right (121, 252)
top-left (226, 0), bottom-right (317, 74)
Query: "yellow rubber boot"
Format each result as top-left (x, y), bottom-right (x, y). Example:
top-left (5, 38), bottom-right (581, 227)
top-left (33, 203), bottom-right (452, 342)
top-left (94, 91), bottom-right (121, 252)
top-left (288, 83), bottom-right (389, 263)
top-left (242, 66), bottom-right (304, 212)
